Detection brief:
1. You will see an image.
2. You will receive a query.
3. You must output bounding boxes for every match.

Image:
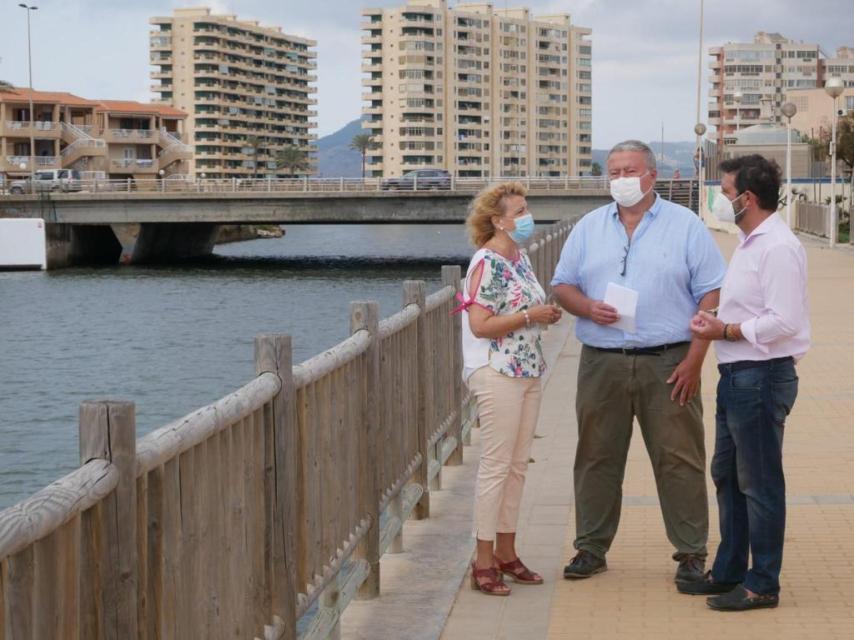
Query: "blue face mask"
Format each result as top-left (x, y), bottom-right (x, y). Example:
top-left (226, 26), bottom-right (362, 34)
top-left (508, 213), bottom-right (535, 244)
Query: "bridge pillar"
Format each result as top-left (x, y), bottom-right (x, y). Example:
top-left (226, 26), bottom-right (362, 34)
top-left (45, 223), bottom-right (122, 269)
top-left (129, 223), bottom-right (220, 264)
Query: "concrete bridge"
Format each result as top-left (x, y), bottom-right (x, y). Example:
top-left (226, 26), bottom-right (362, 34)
top-left (0, 179), bottom-right (610, 268)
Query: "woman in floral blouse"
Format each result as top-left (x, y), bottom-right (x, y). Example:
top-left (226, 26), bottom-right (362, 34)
top-left (457, 181), bottom-right (562, 596)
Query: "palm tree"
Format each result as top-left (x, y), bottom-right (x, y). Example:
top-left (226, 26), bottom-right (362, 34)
top-left (275, 145), bottom-right (309, 178)
top-left (349, 133), bottom-right (375, 179)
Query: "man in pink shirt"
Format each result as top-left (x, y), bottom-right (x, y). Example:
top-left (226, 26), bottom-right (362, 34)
top-left (683, 155), bottom-right (810, 611)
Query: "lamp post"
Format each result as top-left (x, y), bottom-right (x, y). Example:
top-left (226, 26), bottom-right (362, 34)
top-left (691, 0), bottom-right (704, 214)
top-left (695, 123), bottom-right (707, 219)
top-left (825, 76), bottom-right (844, 247)
top-left (19, 4), bottom-right (38, 192)
top-left (781, 101), bottom-right (798, 228)
top-left (733, 90), bottom-right (742, 136)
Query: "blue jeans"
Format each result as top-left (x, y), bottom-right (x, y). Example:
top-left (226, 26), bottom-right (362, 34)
top-left (710, 357), bottom-right (798, 596)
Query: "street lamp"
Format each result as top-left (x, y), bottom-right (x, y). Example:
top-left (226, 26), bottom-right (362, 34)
top-left (19, 4), bottom-right (38, 191)
top-left (695, 122), bottom-right (707, 219)
top-left (733, 90), bottom-right (742, 135)
top-left (781, 101), bottom-right (798, 228)
top-left (825, 76), bottom-right (844, 247)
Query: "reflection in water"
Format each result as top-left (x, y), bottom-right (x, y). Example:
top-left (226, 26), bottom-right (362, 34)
top-left (0, 224), bottom-right (473, 509)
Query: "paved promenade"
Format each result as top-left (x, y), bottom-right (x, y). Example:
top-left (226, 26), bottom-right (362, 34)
top-left (343, 231), bottom-right (854, 640)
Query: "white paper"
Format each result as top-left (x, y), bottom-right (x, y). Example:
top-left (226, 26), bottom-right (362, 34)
top-left (604, 282), bottom-right (638, 334)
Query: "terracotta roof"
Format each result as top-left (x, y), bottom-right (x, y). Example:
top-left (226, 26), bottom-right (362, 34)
top-left (0, 88), bottom-right (98, 106)
top-left (95, 100), bottom-right (187, 118)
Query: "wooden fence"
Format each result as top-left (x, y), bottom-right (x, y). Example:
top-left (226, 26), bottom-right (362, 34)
top-left (0, 220), bottom-right (573, 640)
top-left (794, 200), bottom-right (830, 238)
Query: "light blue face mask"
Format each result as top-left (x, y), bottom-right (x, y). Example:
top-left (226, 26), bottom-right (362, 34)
top-left (508, 213), bottom-right (535, 244)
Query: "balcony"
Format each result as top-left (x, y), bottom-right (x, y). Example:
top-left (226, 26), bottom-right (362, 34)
top-left (3, 120), bottom-right (61, 139)
top-left (104, 129), bottom-right (158, 143)
top-left (110, 158), bottom-right (158, 173)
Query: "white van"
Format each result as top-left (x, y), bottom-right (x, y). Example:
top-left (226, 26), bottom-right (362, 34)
top-left (9, 169), bottom-right (83, 194)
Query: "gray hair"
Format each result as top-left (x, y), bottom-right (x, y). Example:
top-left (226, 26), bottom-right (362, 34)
top-left (607, 140), bottom-right (657, 171)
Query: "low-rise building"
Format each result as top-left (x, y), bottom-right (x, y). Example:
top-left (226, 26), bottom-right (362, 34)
top-left (0, 88), bottom-right (191, 182)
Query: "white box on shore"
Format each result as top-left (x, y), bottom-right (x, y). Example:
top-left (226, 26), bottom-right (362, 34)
top-left (0, 219), bottom-right (47, 270)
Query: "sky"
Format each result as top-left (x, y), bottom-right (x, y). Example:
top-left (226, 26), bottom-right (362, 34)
top-left (0, 0), bottom-right (851, 148)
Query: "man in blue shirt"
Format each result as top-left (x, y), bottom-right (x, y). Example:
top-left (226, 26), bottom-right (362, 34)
top-left (552, 140), bottom-right (726, 588)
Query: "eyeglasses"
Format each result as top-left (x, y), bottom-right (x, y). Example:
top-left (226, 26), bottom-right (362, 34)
top-left (619, 244), bottom-right (629, 277)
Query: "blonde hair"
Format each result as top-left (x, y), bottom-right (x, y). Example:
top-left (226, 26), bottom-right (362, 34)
top-left (466, 181), bottom-right (528, 247)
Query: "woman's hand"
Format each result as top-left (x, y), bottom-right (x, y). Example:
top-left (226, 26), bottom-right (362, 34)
top-left (527, 304), bottom-right (562, 325)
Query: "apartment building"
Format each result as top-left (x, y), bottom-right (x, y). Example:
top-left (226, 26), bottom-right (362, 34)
top-left (361, 0), bottom-right (592, 178)
top-left (149, 7), bottom-right (318, 179)
top-left (708, 32), bottom-right (822, 146)
top-left (0, 88), bottom-right (191, 181)
top-left (785, 87), bottom-right (854, 141)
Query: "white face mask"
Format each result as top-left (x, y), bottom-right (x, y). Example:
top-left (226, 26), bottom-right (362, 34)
top-left (712, 191), bottom-right (746, 224)
top-left (610, 173), bottom-right (651, 208)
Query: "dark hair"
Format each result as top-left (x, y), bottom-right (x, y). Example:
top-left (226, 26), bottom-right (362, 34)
top-left (718, 154), bottom-right (781, 211)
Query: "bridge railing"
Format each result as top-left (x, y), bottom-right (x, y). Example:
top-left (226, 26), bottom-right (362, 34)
top-left (3, 175), bottom-right (608, 196)
top-left (0, 220), bottom-right (573, 640)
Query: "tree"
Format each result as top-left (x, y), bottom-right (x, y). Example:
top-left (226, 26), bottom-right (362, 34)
top-left (590, 162), bottom-right (602, 177)
top-left (0, 80), bottom-right (14, 92)
top-left (275, 145), bottom-right (309, 178)
top-left (349, 133), bottom-right (375, 179)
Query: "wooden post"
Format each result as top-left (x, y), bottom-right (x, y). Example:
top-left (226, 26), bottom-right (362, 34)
top-left (255, 336), bottom-right (298, 640)
top-left (79, 400), bottom-right (138, 640)
top-left (442, 265), bottom-right (464, 466)
top-left (352, 302), bottom-right (381, 599)
top-left (404, 281), bottom-right (431, 519)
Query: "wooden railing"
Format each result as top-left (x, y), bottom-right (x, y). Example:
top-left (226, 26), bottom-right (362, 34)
top-left (0, 220), bottom-right (573, 640)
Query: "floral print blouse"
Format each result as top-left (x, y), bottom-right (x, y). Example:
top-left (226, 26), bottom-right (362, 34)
top-left (466, 248), bottom-right (547, 378)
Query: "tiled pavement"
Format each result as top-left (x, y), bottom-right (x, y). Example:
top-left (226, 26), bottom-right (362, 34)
top-left (344, 231), bottom-right (854, 640)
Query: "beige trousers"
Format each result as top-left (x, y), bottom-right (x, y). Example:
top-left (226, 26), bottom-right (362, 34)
top-left (468, 366), bottom-right (542, 541)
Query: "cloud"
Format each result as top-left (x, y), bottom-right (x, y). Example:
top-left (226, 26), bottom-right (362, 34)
top-left (0, 0), bottom-right (851, 152)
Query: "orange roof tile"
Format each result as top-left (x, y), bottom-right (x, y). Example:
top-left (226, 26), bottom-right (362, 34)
top-left (0, 88), bottom-right (98, 106)
top-left (95, 100), bottom-right (187, 118)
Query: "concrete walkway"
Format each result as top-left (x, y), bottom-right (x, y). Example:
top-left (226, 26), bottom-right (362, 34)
top-left (343, 230), bottom-right (854, 640)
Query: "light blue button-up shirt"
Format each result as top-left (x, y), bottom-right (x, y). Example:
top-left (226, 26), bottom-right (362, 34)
top-left (551, 194), bottom-right (726, 349)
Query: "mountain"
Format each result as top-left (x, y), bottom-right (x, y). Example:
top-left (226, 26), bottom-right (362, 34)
top-left (317, 118), bottom-right (365, 178)
top-left (593, 142), bottom-right (698, 178)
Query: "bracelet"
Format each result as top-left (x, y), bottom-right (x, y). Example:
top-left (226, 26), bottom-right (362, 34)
top-left (722, 323), bottom-right (729, 341)
top-left (523, 309), bottom-right (531, 327)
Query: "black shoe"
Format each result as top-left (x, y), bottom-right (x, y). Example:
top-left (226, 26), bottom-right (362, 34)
top-left (707, 584), bottom-right (779, 611)
top-left (674, 554), bottom-right (706, 584)
top-left (563, 550), bottom-right (607, 579)
top-left (677, 571), bottom-right (738, 595)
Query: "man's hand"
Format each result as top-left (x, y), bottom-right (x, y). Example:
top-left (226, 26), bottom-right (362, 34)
top-left (690, 310), bottom-right (725, 341)
top-left (588, 301), bottom-right (619, 325)
top-left (666, 356), bottom-right (702, 406)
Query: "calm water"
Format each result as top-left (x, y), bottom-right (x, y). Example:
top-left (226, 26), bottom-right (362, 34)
top-left (0, 224), bottom-right (473, 510)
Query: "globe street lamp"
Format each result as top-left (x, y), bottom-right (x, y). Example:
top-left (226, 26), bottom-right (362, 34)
top-left (825, 76), bottom-right (844, 247)
top-left (781, 101), bottom-right (798, 228)
top-left (19, 4), bottom-right (38, 191)
top-left (695, 123), bottom-right (707, 219)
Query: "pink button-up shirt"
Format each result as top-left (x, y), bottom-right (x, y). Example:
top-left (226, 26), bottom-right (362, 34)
top-left (715, 213), bottom-right (811, 364)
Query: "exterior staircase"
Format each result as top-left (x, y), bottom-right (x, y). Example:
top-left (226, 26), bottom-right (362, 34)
top-left (158, 128), bottom-right (193, 171)
top-left (60, 122), bottom-right (107, 168)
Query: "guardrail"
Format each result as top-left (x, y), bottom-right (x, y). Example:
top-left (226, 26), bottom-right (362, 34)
top-left (794, 200), bottom-right (830, 238)
top-left (1, 175), bottom-right (609, 196)
top-left (0, 220), bottom-right (572, 640)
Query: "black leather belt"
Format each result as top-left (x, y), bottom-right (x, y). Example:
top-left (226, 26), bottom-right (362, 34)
top-left (718, 356), bottom-right (794, 373)
top-left (588, 341), bottom-right (690, 356)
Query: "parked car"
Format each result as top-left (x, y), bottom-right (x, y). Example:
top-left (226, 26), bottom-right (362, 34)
top-left (9, 169), bottom-right (83, 194)
top-left (381, 169), bottom-right (452, 191)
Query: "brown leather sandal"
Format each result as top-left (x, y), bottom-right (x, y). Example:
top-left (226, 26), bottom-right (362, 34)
top-left (470, 562), bottom-right (511, 596)
top-left (497, 557), bottom-right (544, 585)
